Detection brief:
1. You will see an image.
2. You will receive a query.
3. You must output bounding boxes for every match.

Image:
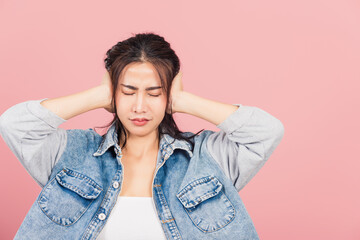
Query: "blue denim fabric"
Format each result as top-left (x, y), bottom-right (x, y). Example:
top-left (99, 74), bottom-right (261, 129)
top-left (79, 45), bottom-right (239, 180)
top-left (0, 98), bottom-right (284, 240)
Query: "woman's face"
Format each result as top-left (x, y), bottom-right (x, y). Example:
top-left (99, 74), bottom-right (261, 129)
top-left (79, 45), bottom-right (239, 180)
top-left (115, 61), bottom-right (167, 139)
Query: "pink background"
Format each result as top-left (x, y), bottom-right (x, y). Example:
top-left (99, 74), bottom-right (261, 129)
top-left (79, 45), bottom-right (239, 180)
top-left (1, 0), bottom-right (359, 239)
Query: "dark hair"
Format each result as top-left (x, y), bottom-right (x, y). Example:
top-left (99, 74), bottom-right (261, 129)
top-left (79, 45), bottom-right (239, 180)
top-left (94, 32), bottom-right (204, 151)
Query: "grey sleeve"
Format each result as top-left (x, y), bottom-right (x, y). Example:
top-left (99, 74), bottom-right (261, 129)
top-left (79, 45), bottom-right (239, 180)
top-left (0, 98), bottom-right (68, 188)
top-left (206, 104), bottom-right (285, 192)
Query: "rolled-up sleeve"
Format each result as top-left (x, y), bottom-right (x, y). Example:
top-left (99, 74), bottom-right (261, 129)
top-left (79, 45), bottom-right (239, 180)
top-left (0, 98), bottom-right (68, 188)
top-left (206, 104), bottom-right (285, 192)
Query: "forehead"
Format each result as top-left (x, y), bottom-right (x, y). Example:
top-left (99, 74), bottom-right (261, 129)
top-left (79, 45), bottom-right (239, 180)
top-left (120, 62), bottom-right (161, 85)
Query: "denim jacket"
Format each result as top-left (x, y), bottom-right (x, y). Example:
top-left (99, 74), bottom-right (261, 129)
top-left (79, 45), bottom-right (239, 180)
top-left (0, 98), bottom-right (284, 240)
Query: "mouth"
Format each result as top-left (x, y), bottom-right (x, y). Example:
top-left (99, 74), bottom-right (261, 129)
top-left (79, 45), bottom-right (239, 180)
top-left (131, 118), bottom-right (149, 121)
top-left (131, 118), bottom-right (149, 126)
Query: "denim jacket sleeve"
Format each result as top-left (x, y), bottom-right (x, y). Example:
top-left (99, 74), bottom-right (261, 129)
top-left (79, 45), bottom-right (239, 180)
top-left (0, 98), bottom-right (67, 188)
top-left (206, 104), bottom-right (285, 192)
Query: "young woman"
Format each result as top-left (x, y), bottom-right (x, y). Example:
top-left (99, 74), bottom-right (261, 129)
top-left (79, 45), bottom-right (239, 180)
top-left (0, 33), bottom-right (284, 240)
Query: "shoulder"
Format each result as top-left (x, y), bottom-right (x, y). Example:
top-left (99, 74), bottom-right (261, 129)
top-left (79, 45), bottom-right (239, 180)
top-left (65, 128), bottom-right (102, 150)
top-left (66, 128), bottom-right (98, 140)
top-left (180, 130), bottom-right (216, 147)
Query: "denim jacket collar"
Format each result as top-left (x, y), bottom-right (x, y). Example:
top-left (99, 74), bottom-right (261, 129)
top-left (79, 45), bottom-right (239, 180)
top-left (92, 121), bottom-right (193, 158)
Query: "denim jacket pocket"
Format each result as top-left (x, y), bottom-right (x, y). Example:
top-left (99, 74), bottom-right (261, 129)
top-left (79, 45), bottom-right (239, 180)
top-left (37, 167), bottom-right (102, 226)
top-left (176, 175), bottom-right (235, 233)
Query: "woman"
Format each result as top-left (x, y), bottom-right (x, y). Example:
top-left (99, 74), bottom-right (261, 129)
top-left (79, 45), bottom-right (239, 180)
top-left (0, 33), bottom-right (284, 240)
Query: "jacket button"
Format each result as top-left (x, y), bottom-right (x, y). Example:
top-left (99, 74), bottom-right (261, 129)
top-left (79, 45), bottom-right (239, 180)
top-left (113, 181), bottom-right (119, 188)
top-left (98, 213), bottom-right (106, 220)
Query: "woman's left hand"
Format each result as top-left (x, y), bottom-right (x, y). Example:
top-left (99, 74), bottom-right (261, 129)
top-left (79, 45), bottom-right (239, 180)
top-left (166, 71), bottom-right (183, 114)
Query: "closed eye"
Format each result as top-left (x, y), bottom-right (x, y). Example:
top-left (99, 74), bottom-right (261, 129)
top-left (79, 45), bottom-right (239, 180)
top-left (123, 93), bottom-right (160, 97)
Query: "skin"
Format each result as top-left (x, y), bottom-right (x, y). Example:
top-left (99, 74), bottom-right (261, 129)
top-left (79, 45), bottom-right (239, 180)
top-left (115, 62), bottom-right (172, 159)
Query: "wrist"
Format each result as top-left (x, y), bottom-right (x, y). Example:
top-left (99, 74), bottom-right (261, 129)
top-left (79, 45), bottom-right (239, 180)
top-left (92, 85), bottom-right (112, 110)
top-left (173, 91), bottom-right (192, 114)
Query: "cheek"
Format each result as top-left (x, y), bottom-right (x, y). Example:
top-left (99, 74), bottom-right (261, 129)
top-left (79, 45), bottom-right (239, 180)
top-left (157, 96), bottom-right (168, 110)
top-left (114, 97), bottom-right (130, 115)
top-left (146, 94), bottom-right (167, 107)
top-left (115, 95), bottom-right (131, 106)
top-left (150, 97), bottom-right (166, 116)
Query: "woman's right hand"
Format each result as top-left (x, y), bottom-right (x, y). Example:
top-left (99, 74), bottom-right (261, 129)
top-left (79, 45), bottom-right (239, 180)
top-left (100, 71), bottom-right (115, 113)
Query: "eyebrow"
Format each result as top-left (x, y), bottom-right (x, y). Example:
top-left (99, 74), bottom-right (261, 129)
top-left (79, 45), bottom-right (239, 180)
top-left (120, 84), bottom-right (162, 91)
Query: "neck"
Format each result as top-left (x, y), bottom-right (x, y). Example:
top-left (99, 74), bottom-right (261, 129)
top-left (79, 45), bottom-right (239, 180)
top-left (119, 130), bottom-right (160, 159)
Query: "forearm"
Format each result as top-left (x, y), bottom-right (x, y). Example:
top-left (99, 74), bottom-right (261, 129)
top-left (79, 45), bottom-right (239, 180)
top-left (175, 91), bottom-right (239, 126)
top-left (40, 85), bottom-right (109, 121)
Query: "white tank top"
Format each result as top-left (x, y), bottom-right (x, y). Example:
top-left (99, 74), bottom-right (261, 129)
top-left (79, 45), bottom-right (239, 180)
top-left (96, 196), bottom-right (167, 240)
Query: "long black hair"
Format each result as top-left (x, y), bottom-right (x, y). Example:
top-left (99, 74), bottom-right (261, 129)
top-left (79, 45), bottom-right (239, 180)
top-left (94, 32), bottom-right (204, 151)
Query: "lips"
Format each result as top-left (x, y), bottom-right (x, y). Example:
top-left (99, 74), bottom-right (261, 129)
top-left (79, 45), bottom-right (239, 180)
top-left (131, 118), bottom-right (149, 121)
top-left (131, 118), bottom-right (149, 126)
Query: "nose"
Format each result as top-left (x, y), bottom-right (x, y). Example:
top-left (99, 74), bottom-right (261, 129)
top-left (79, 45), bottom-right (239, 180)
top-left (133, 92), bottom-right (147, 113)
